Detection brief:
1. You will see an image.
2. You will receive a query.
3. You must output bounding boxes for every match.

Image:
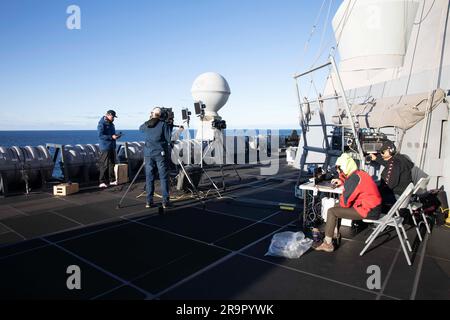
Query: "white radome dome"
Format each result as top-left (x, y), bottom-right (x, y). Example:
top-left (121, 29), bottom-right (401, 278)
top-left (191, 72), bottom-right (231, 118)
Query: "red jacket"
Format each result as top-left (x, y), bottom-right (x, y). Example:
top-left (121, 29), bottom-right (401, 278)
top-left (339, 170), bottom-right (382, 218)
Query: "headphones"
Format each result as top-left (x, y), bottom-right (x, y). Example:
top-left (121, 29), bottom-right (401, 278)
top-left (382, 142), bottom-right (397, 155)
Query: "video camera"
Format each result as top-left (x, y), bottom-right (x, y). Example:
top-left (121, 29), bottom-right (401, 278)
top-left (182, 109), bottom-right (191, 121)
top-left (332, 128), bottom-right (389, 155)
top-left (212, 119), bottom-right (227, 130)
top-left (159, 107), bottom-right (175, 125)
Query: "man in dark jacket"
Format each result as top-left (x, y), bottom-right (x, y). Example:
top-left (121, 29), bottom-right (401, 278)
top-left (97, 110), bottom-right (121, 188)
top-left (370, 140), bottom-right (414, 204)
top-left (139, 108), bottom-right (173, 208)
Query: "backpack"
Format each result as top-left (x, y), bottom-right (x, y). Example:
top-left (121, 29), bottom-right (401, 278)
top-left (418, 188), bottom-right (448, 226)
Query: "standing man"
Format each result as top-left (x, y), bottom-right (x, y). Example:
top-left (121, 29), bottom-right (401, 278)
top-left (369, 140), bottom-right (414, 204)
top-left (98, 110), bottom-right (121, 188)
top-left (140, 107), bottom-right (173, 208)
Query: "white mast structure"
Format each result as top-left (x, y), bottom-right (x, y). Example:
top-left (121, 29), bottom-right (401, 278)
top-left (295, 0), bottom-right (450, 191)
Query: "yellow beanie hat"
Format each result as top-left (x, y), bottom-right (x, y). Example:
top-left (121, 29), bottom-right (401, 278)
top-left (335, 153), bottom-right (358, 176)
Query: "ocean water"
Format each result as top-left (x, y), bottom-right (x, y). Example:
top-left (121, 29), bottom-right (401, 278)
top-left (0, 129), bottom-right (298, 147)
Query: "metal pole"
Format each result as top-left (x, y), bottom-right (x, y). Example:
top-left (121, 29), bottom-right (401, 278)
top-left (318, 94), bottom-right (330, 150)
top-left (329, 56), bottom-right (365, 164)
top-left (295, 80), bottom-right (306, 132)
top-left (177, 159), bottom-right (199, 195)
top-left (295, 79), bottom-right (310, 185)
top-left (117, 160), bottom-right (146, 209)
top-left (293, 61), bottom-right (332, 79)
top-left (201, 168), bottom-right (222, 198)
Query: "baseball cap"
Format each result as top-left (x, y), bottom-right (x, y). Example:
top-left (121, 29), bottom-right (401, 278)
top-left (107, 110), bottom-right (118, 118)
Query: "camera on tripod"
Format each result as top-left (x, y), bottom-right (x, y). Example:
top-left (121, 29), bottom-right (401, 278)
top-left (182, 109), bottom-right (191, 121)
top-left (194, 102), bottom-right (206, 118)
top-left (212, 119), bottom-right (227, 130)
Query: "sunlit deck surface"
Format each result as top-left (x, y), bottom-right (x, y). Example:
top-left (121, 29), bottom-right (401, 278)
top-left (0, 161), bottom-right (449, 300)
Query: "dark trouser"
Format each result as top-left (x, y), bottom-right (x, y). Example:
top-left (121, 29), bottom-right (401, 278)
top-left (145, 154), bottom-right (170, 203)
top-left (325, 205), bottom-right (382, 238)
top-left (325, 207), bottom-right (362, 238)
top-left (99, 149), bottom-right (116, 184)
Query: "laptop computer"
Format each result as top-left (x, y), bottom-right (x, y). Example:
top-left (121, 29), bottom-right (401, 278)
top-left (316, 180), bottom-right (338, 189)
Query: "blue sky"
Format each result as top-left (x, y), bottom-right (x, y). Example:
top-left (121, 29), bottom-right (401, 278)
top-left (0, 0), bottom-right (342, 130)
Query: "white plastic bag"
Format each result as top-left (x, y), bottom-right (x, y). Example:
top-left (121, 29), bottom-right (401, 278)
top-left (265, 231), bottom-right (313, 259)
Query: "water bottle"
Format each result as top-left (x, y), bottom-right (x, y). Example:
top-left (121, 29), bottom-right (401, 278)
top-left (312, 228), bottom-right (321, 243)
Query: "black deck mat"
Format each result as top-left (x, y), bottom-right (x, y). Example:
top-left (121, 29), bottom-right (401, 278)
top-left (0, 238), bottom-right (48, 259)
top-left (0, 233), bottom-right (26, 247)
top-left (414, 257), bottom-right (450, 300)
top-left (425, 227), bottom-right (450, 261)
top-left (132, 244), bottom-right (229, 294)
top-left (160, 255), bottom-right (377, 300)
top-left (0, 193), bottom-right (52, 206)
top-left (58, 222), bottom-right (224, 281)
top-left (215, 223), bottom-right (280, 251)
top-left (44, 220), bottom-right (131, 243)
top-left (238, 189), bottom-right (299, 204)
top-left (0, 205), bottom-right (27, 219)
top-left (200, 200), bottom-right (280, 221)
top-left (1, 212), bottom-right (80, 239)
top-left (0, 245), bottom-right (121, 300)
top-left (0, 223), bottom-right (9, 234)
top-left (9, 197), bottom-right (72, 215)
top-left (54, 199), bottom-right (145, 225)
top-left (381, 241), bottom-right (450, 300)
top-left (94, 286), bottom-right (147, 300)
top-left (137, 207), bottom-right (255, 244)
top-left (263, 211), bottom-right (299, 226)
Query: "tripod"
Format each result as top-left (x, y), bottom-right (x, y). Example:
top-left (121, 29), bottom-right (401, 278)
top-left (201, 130), bottom-right (241, 191)
top-left (116, 160), bottom-right (145, 209)
top-left (116, 153), bottom-right (223, 209)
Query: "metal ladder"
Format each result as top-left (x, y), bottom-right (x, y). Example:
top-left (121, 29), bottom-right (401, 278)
top-left (293, 56), bottom-right (365, 186)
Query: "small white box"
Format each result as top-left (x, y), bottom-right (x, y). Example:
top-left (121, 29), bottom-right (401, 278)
top-left (54, 183), bottom-right (79, 196)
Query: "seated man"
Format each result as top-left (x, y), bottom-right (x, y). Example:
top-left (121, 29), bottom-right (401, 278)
top-left (315, 153), bottom-right (382, 253)
top-left (369, 140), bottom-right (414, 205)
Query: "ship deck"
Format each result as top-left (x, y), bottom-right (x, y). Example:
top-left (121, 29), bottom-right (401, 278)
top-left (0, 161), bottom-right (449, 300)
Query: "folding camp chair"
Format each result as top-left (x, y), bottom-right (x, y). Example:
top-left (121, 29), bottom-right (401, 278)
top-left (408, 177), bottom-right (431, 242)
top-left (360, 183), bottom-right (415, 266)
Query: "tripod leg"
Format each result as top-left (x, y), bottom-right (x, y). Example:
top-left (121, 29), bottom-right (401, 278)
top-left (232, 164), bottom-right (241, 181)
top-left (220, 165), bottom-right (226, 190)
top-left (202, 168), bottom-right (222, 198)
top-left (117, 161), bottom-right (146, 209)
top-left (177, 159), bottom-right (200, 197)
top-left (224, 146), bottom-right (241, 182)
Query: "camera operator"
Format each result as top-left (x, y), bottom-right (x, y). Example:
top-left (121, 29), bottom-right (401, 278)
top-left (98, 109), bottom-right (121, 188)
top-left (139, 107), bottom-right (173, 209)
top-left (369, 140), bottom-right (414, 205)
